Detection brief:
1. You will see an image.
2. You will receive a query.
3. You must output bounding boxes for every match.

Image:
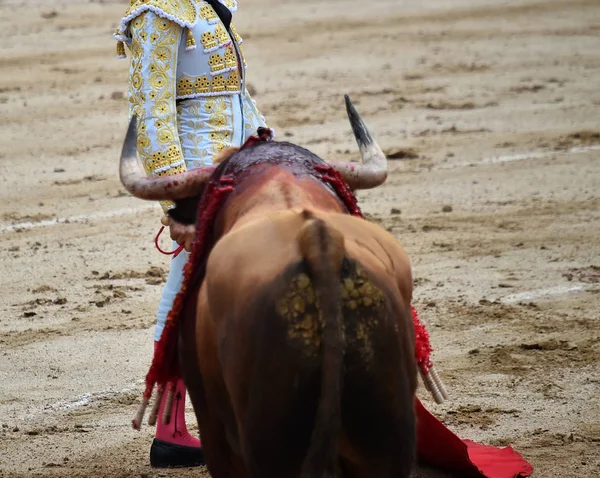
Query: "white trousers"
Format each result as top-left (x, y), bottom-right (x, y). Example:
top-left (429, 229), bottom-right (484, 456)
top-left (154, 242), bottom-right (191, 341)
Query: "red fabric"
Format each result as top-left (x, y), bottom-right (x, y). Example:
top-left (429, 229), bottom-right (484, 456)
top-left (416, 399), bottom-right (534, 477)
top-left (314, 163), bottom-right (364, 217)
top-left (412, 306), bottom-right (434, 374)
top-left (239, 127), bottom-right (274, 149)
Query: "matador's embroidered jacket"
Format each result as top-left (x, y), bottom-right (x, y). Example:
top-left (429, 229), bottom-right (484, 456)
top-left (114, 0), bottom-right (267, 212)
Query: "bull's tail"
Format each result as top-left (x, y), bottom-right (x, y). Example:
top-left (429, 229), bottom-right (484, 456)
top-left (297, 211), bottom-right (346, 478)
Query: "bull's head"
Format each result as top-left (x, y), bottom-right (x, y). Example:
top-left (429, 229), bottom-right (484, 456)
top-left (119, 95), bottom-right (388, 200)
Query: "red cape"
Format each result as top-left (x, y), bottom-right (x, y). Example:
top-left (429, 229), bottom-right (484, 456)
top-left (416, 399), bottom-right (533, 477)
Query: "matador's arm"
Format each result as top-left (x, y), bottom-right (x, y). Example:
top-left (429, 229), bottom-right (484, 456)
top-left (127, 11), bottom-right (187, 213)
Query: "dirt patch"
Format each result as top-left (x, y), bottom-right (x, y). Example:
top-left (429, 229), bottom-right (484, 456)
top-left (563, 266), bottom-right (600, 283)
top-left (386, 148), bottom-right (420, 160)
top-left (87, 267), bottom-right (166, 285)
top-left (554, 131), bottom-right (600, 150)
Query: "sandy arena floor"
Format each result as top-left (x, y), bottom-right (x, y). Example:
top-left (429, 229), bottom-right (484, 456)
top-left (0, 0), bottom-right (599, 476)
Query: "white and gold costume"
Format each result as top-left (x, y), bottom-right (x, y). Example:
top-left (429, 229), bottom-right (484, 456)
top-left (115, 0), bottom-right (268, 341)
top-left (115, 0), bottom-right (268, 212)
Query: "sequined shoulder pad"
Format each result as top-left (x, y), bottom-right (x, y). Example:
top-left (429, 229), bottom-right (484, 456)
top-left (114, 0), bottom-right (199, 42)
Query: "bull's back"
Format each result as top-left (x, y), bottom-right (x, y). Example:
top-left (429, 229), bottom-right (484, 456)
top-left (205, 210), bottom-right (412, 319)
top-left (202, 209), bottom-right (416, 477)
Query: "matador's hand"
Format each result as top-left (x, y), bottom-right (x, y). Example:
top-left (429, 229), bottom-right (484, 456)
top-left (161, 215), bottom-right (195, 252)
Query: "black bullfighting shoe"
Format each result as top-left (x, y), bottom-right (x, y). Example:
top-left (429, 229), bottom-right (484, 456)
top-left (149, 438), bottom-right (206, 468)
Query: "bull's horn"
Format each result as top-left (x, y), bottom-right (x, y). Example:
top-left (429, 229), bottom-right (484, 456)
top-left (332, 95), bottom-right (388, 190)
top-left (119, 114), bottom-right (215, 200)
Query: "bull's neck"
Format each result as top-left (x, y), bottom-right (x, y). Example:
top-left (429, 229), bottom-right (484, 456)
top-left (219, 168), bottom-right (346, 234)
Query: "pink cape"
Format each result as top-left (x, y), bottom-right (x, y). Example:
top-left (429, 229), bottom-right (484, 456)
top-left (416, 399), bottom-right (534, 477)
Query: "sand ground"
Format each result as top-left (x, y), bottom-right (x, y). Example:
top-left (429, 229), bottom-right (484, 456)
top-left (0, 0), bottom-right (599, 477)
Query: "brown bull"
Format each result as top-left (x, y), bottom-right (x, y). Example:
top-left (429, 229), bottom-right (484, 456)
top-left (120, 96), bottom-right (418, 478)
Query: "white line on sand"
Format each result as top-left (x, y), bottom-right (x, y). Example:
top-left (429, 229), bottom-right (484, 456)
top-left (44, 384), bottom-right (142, 413)
top-left (480, 144), bottom-right (600, 165)
top-left (500, 284), bottom-right (589, 304)
top-left (438, 144), bottom-right (600, 170)
top-left (24, 380), bottom-right (196, 424)
top-left (23, 381), bottom-right (145, 422)
top-left (0, 205), bottom-right (157, 234)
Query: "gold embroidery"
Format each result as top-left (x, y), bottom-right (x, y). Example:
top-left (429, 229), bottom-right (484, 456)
top-left (206, 46), bottom-right (237, 74)
top-left (178, 96), bottom-right (234, 167)
top-left (185, 28), bottom-right (196, 49)
top-left (156, 17), bottom-right (172, 31)
top-left (212, 75), bottom-right (226, 93)
top-left (153, 46), bottom-right (170, 62)
top-left (143, 147), bottom-right (186, 175)
top-left (214, 23), bottom-right (229, 45)
top-left (201, 30), bottom-right (217, 50)
top-left (199, 22), bottom-right (235, 55)
top-left (195, 75), bottom-right (212, 93)
top-left (114, 0), bottom-right (199, 61)
top-left (177, 72), bottom-right (240, 97)
top-left (128, 11), bottom-right (187, 213)
top-left (224, 46), bottom-right (237, 69)
top-left (226, 70), bottom-right (239, 92)
top-left (208, 52), bottom-right (226, 73)
top-left (199, 4), bottom-right (218, 22)
top-left (177, 77), bottom-right (193, 96)
top-left (132, 16), bottom-right (144, 29)
top-left (127, 0), bottom-right (196, 24)
top-left (118, 0), bottom-right (198, 37)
